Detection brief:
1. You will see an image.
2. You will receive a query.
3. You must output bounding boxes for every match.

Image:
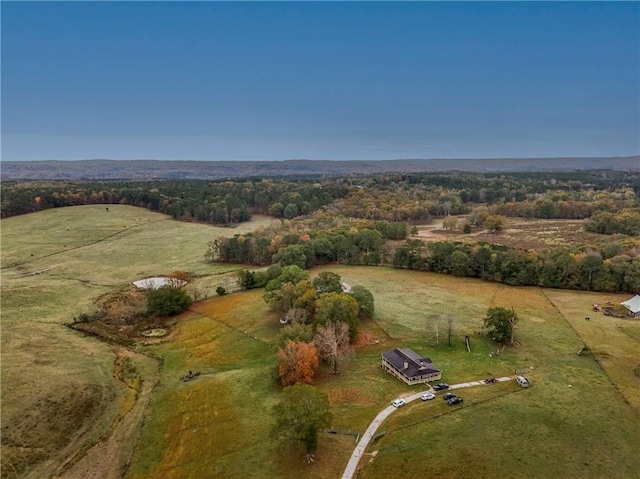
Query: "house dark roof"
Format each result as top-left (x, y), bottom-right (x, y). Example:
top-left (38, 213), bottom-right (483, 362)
top-left (382, 348), bottom-right (440, 379)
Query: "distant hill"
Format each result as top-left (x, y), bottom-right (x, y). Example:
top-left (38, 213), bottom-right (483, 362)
top-left (1, 156), bottom-right (638, 180)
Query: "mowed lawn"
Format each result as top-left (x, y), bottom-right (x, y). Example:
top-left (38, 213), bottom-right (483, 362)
top-left (127, 266), bottom-right (640, 479)
top-left (0, 205), bottom-right (273, 479)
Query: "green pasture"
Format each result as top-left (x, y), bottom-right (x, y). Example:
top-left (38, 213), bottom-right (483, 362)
top-left (0, 206), bottom-right (271, 478)
top-left (1, 205), bottom-right (271, 325)
top-left (128, 266), bottom-right (640, 479)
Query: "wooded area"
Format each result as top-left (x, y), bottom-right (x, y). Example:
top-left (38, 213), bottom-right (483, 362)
top-left (2, 171), bottom-right (639, 293)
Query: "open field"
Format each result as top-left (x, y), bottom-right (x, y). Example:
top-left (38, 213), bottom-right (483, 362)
top-left (0, 205), bottom-right (274, 478)
top-left (127, 265), bottom-right (640, 479)
top-left (2, 206), bottom-right (639, 478)
top-left (416, 217), bottom-right (615, 250)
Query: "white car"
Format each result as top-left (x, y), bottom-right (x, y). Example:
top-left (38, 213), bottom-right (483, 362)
top-left (516, 376), bottom-right (530, 388)
top-left (421, 392), bottom-right (436, 401)
top-left (391, 398), bottom-right (406, 408)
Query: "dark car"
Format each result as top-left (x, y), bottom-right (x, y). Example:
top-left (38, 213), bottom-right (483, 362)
top-left (443, 392), bottom-right (457, 400)
top-left (447, 396), bottom-right (464, 406)
top-left (484, 377), bottom-right (497, 384)
top-left (433, 383), bottom-right (450, 391)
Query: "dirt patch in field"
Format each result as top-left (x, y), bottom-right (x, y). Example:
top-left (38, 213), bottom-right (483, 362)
top-left (472, 219), bottom-right (592, 249)
top-left (327, 387), bottom-right (375, 405)
top-left (93, 289), bottom-right (148, 326)
top-left (353, 330), bottom-right (384, 349)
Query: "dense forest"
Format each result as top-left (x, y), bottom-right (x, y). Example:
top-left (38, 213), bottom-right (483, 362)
top-left (2, 170), bottom-right (640, 293)
top-left (2, 170), bottom-right (639, 221)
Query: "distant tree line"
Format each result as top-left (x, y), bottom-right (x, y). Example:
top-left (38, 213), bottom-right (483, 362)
top-left (3, 171), bottom-right (638, 226)
top-left (218, 213), bottom-right (640, 294)
top-left (392, 239), bottom-right (640, 293)
top-left (399, 170), bottom-right (640, 200)
top-left (0, 179), bottom-right (350, 222)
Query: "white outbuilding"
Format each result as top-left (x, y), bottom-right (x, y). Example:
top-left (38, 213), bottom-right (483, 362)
top-left (620, 295), bottom-right (640, 318)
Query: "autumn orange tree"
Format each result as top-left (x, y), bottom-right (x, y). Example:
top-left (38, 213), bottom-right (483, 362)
top-left (277, 340), bottom-right (319, 386)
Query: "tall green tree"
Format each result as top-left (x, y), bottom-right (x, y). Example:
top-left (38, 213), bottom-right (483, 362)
top-left (349, 285), bottom-right (375, 318)
top-left (314, 292), bottom-right (360, 340)
top-left (273, 244), bottom-right (309, 269)
top-left (265, 265), bottom-right (310, 292)
top-left (272, 384), bottom-right (331, 462)
top-left (450, 250), bottom-right (468, 276)
top-left (312, 271), bottom-right (342, 294)
top-left (264, 280), bottom-right (316, 314)
top-left (578, 252), bottom-right (603, 290)
top-left (484, 307), bottom-right (519, 343)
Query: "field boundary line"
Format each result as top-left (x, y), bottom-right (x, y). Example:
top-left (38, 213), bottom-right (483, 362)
top-left (539, 289), bottom-right (639, 418)
top-left (617, 326), bottom-right (640, 344)
top-left (487, 282), bottom-right (502, 307)
top-left (371, 319), bottom-right (392, 339)
top-left (188, 308), bottom-right (274, 347)
top-left (1, 218), bottom-right (170, 270)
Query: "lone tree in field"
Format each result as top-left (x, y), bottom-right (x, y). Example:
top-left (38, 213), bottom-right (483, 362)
top-left (277, 340), bottom-right (319, 386)
top-left (484, 307), bottom-right (519, 343)
top-left (273, 384), bottom-right (331, 463)
top-left (483, 215), bottom-right (507, 234)
top-left (443, 312), bottom-right (456, 346)
top-left (443, 216), bottom-right (459, 230)
top-left (314, 322), bottom-right (350, 374)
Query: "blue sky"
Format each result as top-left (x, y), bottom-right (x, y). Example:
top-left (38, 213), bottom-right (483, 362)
top-left (2, 1), bottom-right (638, 161)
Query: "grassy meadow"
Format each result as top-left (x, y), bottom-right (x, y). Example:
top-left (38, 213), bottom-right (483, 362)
top-left (0, 205), bottom-right (274, 478)
top-left (2, 206), bottom-right (639, 479)
top-left (127, 266), bottom-right (640, 479)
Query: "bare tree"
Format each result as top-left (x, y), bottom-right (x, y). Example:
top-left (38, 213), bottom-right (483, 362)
top-left (444, 312), bottom-right (456, 346)
top-left (426, 315), bottom-right (440, 346)
top-left (314, 322), bottom-right (350, 374)
top-left (284, 308), bottom-right (309, 325)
